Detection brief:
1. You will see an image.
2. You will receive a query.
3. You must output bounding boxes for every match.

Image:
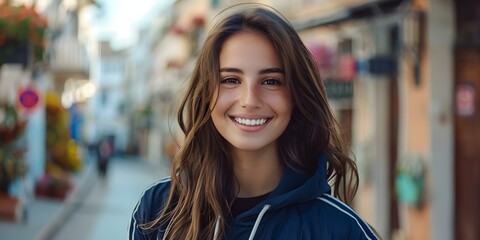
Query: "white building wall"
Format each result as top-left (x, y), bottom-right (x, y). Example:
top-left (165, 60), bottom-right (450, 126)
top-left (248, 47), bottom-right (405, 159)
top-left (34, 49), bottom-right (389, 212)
top-left (86, 48), bottom-right (129, 152)
top-left (428, 0), bottom-right (455, 239)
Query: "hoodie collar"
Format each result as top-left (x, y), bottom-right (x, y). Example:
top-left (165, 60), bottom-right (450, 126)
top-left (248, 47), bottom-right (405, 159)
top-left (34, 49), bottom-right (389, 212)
top-left (268, 154), bottom-right (330, 208)
top-left (234, 154), bottom-right (331, 223)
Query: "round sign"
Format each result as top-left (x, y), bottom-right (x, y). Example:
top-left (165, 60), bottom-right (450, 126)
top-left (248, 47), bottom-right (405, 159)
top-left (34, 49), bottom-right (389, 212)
top-left (17, 86), bottom-right (41, 112)
top-left (456, 83), bottom-right (475, 116)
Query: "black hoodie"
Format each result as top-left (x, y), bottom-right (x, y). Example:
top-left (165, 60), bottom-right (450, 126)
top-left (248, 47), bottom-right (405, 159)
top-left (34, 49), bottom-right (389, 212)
top-left (129, 154), bottom-right (378, 239)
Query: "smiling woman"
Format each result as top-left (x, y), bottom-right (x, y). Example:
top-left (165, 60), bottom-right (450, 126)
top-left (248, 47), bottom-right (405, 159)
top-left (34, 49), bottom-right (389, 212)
top-left (130, 4), bottom-right (380, 240)
top-left (211, 30), bottom-right (292, 158)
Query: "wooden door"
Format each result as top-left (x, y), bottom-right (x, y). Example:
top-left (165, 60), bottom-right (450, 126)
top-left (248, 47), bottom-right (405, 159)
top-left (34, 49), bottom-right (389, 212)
top-left (454, 48), bottom-right (480, 240)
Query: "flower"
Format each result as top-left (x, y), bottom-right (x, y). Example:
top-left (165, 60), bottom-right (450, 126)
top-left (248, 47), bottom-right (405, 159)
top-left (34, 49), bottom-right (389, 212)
top-left (0, 103), bottom-right (27, 193)
top-left (0, 146), bottom-right (26, 193)
top-left (0, 103), bottom-right (27, 145)
top-left (0, 3), bottom-right (48, 64)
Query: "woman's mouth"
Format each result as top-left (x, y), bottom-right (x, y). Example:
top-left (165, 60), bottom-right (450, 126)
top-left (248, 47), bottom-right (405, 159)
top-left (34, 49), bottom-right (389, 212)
top-left (233, 117), bottom-right (268, 126)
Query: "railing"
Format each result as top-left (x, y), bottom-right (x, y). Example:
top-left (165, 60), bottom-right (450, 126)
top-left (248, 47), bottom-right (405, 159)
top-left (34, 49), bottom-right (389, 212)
top-left (49, 36), bottom-right (89, 76)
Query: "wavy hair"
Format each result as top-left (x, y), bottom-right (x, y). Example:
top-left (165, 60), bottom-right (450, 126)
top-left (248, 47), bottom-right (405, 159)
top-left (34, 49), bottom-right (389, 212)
top-left (143, 4), bottom-right (359, 240)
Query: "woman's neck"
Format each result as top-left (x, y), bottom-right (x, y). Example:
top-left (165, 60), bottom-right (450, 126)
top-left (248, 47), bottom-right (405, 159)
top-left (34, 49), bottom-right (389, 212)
top-left (231, 147), bottom-right (284, 198)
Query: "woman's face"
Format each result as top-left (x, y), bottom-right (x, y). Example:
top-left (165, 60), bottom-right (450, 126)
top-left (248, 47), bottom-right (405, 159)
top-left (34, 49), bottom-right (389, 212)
top-left (211, 30), bottom-right (293, 154)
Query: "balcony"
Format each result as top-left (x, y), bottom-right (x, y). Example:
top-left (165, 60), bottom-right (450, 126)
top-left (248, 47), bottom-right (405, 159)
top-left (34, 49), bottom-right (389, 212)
top-left (50, 36), bottom-right (89, 78)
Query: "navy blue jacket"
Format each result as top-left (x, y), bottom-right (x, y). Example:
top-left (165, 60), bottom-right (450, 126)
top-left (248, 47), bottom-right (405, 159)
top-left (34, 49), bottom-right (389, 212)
top-left (129, 155), bottom-right (378, 239)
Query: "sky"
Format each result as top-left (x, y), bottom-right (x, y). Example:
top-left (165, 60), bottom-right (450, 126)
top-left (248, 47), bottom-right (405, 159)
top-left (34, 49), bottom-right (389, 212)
top-left (92, 0), bottom-right (174, 50)
top-left (31, 0), bottom-right (173, 49)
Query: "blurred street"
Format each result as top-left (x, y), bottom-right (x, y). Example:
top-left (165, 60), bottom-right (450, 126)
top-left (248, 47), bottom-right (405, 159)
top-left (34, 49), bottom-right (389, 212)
top-left (0, 156), bottom-right (169, 240)
top-left (1, 0), bottom-right (479, 239)
top-left (52, 156), bottom-right (169, 240)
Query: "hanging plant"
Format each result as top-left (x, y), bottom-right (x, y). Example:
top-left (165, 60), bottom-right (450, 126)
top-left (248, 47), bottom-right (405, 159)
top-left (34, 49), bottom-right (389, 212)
top-left (0, 146), bottom-right (26, 193)
top-left (395, 154), bottom-right (426, 209)
top-left (0, 102), bottom-right (27, 145)
top-left (0, 102), bottom-right (27, 193)
top-left (0, 1), bottom-right (48, 65)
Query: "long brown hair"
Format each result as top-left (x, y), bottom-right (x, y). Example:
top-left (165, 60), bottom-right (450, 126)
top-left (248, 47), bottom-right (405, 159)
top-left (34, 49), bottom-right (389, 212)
top-left (144, 5), bottom-right (359, 240)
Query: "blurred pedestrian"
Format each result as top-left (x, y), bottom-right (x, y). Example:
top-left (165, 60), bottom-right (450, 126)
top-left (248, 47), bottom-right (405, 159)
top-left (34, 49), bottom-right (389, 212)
top-left (130, 4), bottom-right (379, 240)
top-left (96, 137), bottom-right (112, 178)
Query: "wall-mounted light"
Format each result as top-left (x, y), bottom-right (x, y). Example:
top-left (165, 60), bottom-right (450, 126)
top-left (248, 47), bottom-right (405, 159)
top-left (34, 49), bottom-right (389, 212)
top-left (402, 11), bottom-right (424, 87)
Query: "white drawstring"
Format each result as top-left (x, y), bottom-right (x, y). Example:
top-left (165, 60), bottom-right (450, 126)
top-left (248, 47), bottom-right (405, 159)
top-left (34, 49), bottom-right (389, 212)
top-left (248, 204), bottom-right (271, 240)
top-left (213, 217), bottom-right (220, 240)
top-left (213, 204), bottom-right (271, 240)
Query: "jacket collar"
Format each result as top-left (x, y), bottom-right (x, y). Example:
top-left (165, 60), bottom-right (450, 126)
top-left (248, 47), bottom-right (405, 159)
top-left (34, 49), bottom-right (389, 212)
top-left (233, 154), bottom-right (331, 225)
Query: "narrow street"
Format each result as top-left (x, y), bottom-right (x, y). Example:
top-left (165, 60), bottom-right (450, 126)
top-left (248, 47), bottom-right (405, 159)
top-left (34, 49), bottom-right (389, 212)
top-left (1, 0), bottom-right (475, 239)
top-left (51, 156), bottom-right (169, 240)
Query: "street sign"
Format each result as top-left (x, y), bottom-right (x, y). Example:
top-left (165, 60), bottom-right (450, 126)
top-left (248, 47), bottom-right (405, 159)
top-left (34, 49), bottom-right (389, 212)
top-left (17, 86), bottom-right (41, 113)
top-left (456, 83), bottom-right (475, 117)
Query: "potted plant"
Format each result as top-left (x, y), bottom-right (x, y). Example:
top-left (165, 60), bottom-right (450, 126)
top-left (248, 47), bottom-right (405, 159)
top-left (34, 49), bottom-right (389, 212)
top-left (0, 145), bottom-right (26, 222)
top-left (0, 102), bottom-right (27, 193)
top-left (0, 147), bottom-right (26, 193)
top-left (0, 1), bottom-right (48, 66)
top-left (0, 103), bottom-right (27, 222)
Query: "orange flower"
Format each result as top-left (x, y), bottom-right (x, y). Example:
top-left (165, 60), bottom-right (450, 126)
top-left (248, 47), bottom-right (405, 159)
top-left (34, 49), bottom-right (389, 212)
top-left (0, 3), bottom-right (48, 63)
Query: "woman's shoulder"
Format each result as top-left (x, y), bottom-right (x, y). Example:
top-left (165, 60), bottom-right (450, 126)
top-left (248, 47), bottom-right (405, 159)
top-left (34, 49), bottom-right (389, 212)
top-left (142, 176), bottom-right (172, 196)
top-left (310, 193), bottom-right (379, 239)
top-left (131, 177), bottom-right (172, 224)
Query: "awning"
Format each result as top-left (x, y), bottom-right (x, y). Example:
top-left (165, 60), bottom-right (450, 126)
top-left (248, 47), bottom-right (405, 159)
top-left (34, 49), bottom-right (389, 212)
top-left (293, 0), bottom-right (408, 31)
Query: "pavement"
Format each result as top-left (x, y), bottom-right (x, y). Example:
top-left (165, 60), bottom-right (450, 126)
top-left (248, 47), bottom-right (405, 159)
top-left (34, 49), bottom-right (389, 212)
top-left (0, 155), bottom-right (170, 240)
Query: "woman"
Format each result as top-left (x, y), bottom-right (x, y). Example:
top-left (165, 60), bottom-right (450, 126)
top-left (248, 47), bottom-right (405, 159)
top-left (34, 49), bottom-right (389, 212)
top-left (130, 5), bottom-right (379, 240)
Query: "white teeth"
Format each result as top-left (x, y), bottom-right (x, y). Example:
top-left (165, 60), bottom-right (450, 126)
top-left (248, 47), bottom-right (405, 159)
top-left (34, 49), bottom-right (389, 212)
top-left (234, 117), bottom-right (267, 126)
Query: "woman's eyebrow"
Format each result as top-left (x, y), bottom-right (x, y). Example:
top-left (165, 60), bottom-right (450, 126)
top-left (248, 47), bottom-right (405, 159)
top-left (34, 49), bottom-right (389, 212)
top-left (259, 68), bottom-right (284, 75)
top-left (219, 67), bottom-right (242, 73)
top-left (219, 67), bottom-right (284, 74)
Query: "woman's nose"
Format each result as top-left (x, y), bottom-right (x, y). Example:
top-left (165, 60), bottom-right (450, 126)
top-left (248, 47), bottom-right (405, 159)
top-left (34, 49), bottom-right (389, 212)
top-left (239, 84), bottom-right (262, 109)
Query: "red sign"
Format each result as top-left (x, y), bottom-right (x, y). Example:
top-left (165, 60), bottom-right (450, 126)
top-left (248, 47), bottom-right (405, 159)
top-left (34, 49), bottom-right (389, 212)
top-left (337, 55), bottom-right (356, 81)
top-left (17, 86), bottom-right (41, 113)
top-left (456, 83), bottom-right (475, 116)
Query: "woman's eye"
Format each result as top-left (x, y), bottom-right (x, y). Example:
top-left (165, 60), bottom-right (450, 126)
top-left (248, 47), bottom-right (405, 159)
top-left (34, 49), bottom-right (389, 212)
top-left (221, 77), bottom-right (240, 84)
top-left (262, 78), bottom-right (281, 85)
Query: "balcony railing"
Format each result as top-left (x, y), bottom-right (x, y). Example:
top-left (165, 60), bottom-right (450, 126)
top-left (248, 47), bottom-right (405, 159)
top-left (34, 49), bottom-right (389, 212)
top-left (50, 36), bottom-right (89, 77)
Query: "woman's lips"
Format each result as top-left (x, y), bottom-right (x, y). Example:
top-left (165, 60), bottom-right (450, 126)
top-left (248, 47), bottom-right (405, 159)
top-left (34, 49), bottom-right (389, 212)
top-left (230, 116), bottom-right (271, 132)
top-left (233, 117), bottom-right (268, 126)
